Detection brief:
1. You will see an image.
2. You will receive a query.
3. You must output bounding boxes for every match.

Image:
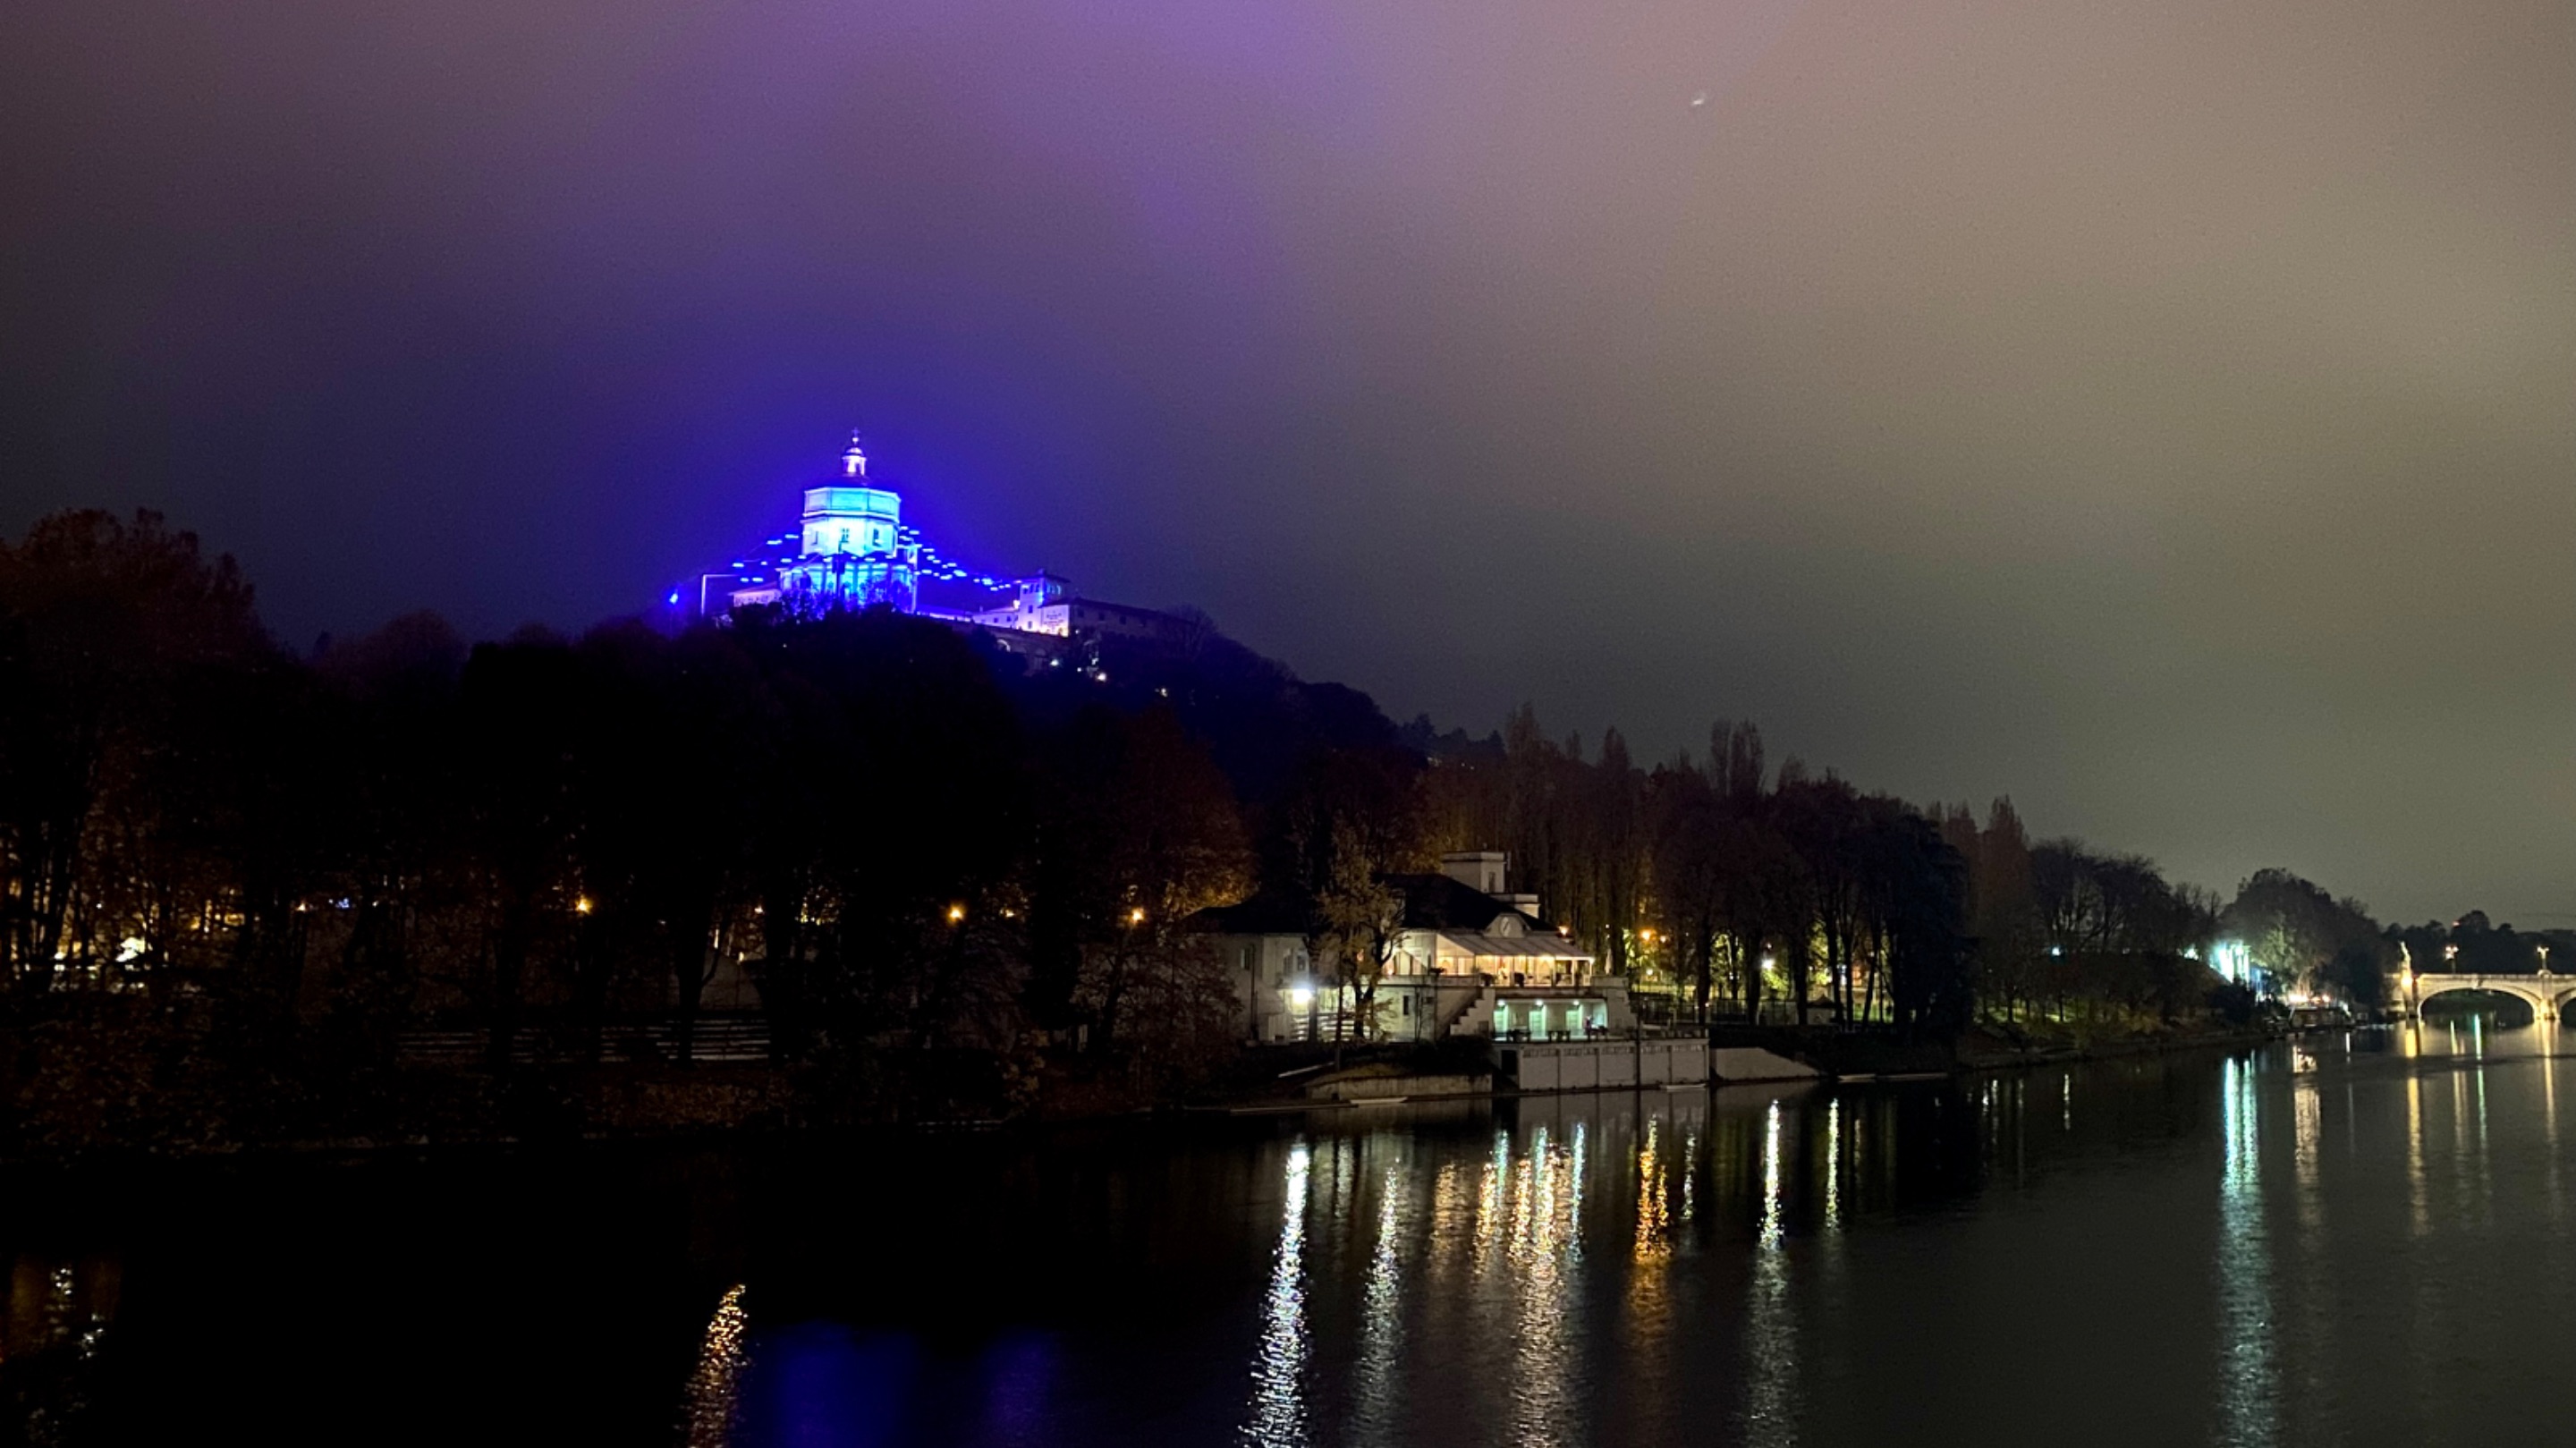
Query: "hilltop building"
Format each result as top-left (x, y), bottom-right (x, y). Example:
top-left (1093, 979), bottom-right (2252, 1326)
top-left (719, 436), bottom-right (918, 615)
top-left (675, 434), bottom-right (1194, 653)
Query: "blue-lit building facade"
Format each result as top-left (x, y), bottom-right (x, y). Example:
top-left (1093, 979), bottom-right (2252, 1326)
top-left (677, 435), bottom-right (1196, 650)
top-left (704, 436), bottom-right (927, 617)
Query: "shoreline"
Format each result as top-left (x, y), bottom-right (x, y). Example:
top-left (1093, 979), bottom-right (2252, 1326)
top-left (0, 1022), bottom-right (2316, 1163)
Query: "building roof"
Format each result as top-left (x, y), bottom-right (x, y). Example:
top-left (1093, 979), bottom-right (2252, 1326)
top-left (1193, 890), bottom-right (1309, 936)
top-left (1381, 873), bottom-right (1550, 933)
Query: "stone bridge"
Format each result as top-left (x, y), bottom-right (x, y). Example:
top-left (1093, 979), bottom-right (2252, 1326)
top-left (2406, 973), bottom-right (2574, 1021)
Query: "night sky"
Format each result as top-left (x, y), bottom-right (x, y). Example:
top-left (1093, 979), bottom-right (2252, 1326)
top-left (2, 0), bottom-right (2569, 924)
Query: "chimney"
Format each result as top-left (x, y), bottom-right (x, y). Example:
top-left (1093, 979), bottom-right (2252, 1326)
top-left (1440, 851), bottom-right (1508, 896)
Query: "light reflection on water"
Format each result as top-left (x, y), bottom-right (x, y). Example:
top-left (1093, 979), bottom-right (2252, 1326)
top-left (1243, 1139), bottom-right (1312, 1447)
top-left (1736, 1098), bottom-right (1798, 1448)
top-left (683, 1284), bottom-right (750, 1448)
top-left (47, 1023), bottom-right (2558, 1447)
top-left (649, 1029), bottom-right (2576, 1446)
top-left (2215, 1056), bottom-right (2275, 1448)
top-left (1350, 1164), bottom-right (1402, 1445)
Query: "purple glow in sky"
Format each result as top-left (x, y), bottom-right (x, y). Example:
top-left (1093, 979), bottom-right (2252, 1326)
top-left (1, 0), bottom-right (2570, 921)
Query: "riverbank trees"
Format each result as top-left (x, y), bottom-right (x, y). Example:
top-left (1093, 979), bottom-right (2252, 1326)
top-left (0, 508), bottom-right (2406, 1141)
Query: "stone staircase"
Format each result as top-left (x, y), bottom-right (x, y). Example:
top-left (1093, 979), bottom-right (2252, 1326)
top-left (1441, 985), bottom-right (1500, 1037)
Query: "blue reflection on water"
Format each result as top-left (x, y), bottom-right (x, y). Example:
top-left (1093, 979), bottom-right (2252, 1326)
top-left (976, 1331), bottom-right (1057, 1446)
top-left (737, 1323), bottom-right (917, 1448)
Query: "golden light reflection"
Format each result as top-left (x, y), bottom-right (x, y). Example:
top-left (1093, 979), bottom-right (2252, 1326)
top-left (1680, 1127), bottom-right (1699, 1224)
top-left (1634, 1117), bottom-right (1669, 1259)
top-left (1620, 1107), bottom-right (1676, 1427)
top-left (1504, 1124), bottom-right (1581, 1448)
top-left (1513, 1125), bottom-right (1549, 1259)
top-left (2546, 1047), bottom-right (2567, 1223)
top-left (2470, 1066), bottom-right (2491, 1224)
top-left (2448, 1064), bottom-right (2474, 1220)
top-left (2292, 1076), bottom-right (2322, 1232)
top-left (2405, 1072), bottom-right (2429, 1238)
top-left (2546, 1045), bottom-right (2561, 1148)
top-left (1555, 1118), bottom-right (1576, 1226)
top-left (1426, 1159), bottom-right (1470, 1300)
top-left (682, 1283), bottom-right (748, 1448)
top-left (1475, 1130), bottom-right (1507, 1264)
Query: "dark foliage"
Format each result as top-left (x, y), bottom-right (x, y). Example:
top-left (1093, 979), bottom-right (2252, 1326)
top-left (0, 509), bottom-right (2411, 1147)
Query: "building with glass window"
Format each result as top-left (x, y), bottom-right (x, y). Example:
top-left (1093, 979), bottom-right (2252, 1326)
top-left (1197, 852), bottom-right (1629, 1044)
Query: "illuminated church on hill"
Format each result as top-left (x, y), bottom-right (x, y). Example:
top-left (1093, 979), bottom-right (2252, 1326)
top-left (716, 436), bottom-right (920, 616)
top-left (674, 434), bottom-right (1195, 653)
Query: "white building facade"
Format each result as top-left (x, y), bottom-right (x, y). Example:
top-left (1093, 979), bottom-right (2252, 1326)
top-left (1200, 851), bottom-right (1633, 1045)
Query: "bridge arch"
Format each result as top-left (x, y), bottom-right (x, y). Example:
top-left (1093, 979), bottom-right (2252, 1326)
top-left (2413, 974), bottom-right (2576, 1023)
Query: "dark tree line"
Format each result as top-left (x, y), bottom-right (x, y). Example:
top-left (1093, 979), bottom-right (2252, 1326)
top-left (1416, 717), bottom-right (2035, 1033)
top-left (0, 510), bottom-right (2428, 1140)
top-left (0, 512), bottom-right (1316, 1116)
top-left (1409, 714), bottom-right (2390, 1036)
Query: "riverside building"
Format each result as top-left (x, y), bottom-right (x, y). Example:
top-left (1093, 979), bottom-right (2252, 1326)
top-left (1198, 851), bottom-right (1633, 1045)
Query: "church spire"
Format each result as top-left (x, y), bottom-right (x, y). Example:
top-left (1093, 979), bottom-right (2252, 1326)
top-left (842, 430), bottom-right (868, 478)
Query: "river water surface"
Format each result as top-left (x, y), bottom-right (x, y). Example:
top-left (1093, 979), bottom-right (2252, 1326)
top-left (10, 1024), bottom-right (2576, 1446)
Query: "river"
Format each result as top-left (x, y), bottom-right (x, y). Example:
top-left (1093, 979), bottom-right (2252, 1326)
top-left (6, 1022), bottom-right (2572, 1445)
